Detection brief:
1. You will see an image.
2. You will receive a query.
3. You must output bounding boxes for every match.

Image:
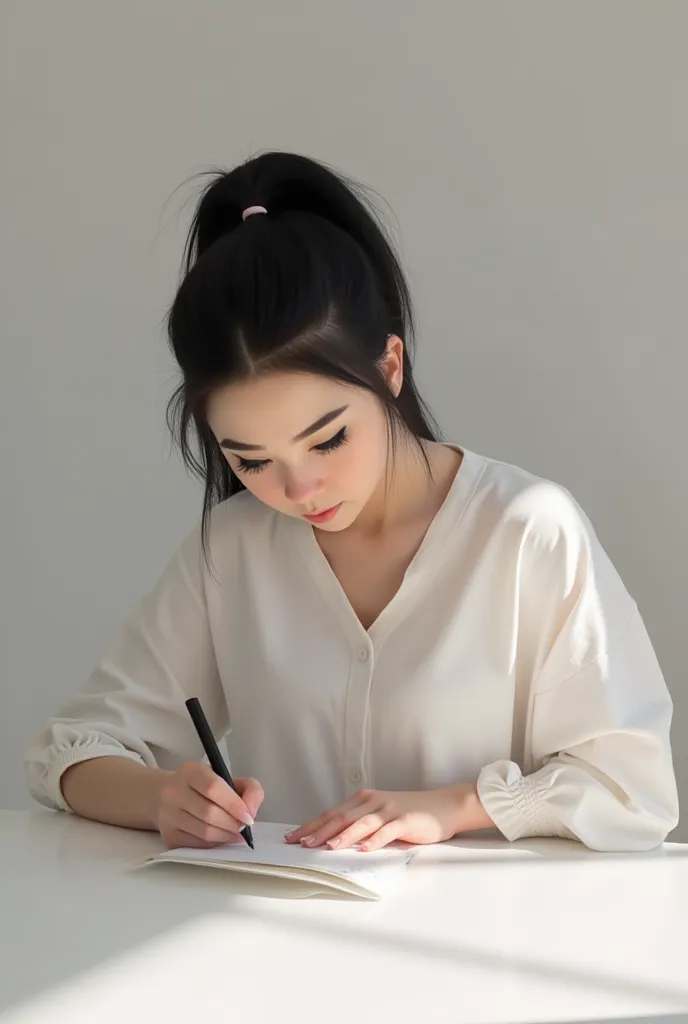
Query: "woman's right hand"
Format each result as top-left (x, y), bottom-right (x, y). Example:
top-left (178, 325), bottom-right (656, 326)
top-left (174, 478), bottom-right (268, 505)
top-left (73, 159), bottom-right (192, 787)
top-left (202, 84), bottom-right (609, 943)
top-left (155, 761), bottom-right (264, 849)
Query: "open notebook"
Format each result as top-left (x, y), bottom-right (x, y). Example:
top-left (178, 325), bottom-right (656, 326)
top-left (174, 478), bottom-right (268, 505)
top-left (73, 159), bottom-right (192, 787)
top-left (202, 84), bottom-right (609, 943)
top-left (143, 822), bottom-right (415, 899)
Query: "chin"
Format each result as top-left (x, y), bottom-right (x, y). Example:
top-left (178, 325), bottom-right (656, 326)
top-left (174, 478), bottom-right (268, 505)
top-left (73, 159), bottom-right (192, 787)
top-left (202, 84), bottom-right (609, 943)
top-left (312, 519), bottom-right (347, 532)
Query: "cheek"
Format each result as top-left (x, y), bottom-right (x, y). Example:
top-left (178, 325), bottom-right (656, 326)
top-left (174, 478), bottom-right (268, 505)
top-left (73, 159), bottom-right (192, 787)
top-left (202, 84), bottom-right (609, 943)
top-left (225, 457), bottom-right (280, 505)
top-left (339, 434), bottom-right (385, 489)
top-left (241, 472), bottom-right (284, 506)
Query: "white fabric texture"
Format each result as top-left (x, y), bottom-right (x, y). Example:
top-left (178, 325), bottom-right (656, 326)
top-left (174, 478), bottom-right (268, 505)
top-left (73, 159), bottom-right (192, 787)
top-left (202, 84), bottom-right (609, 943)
top-left (26, 447), bottom-right (679, 851)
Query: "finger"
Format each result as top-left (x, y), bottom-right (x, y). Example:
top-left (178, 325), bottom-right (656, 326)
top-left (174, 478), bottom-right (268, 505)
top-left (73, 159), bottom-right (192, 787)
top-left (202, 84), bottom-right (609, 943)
top-left (285, 793), bottom-right (364, 844)
top-left (359, 820), bottom-right (406, 852)
top-left (284, 815), bottom-right (328, 843)
top-left (304, 799), bottom-right (380, 849)
top-left (165, 829), bottom-right (219, 850)
top-left (165, 828), bottom-right (243, 851)
top-left (290, 808), bottom-right (358, 846)
top-left (173, 786), bottom-right (247, 834)
top-left (235, 777), bottom-right (265, 820)
top-left (325, 813), bottom-right (388, 850)
top-left (170, 807), bottom-right (242, 845)
top-left (186, 763), bottom-right (254, 826)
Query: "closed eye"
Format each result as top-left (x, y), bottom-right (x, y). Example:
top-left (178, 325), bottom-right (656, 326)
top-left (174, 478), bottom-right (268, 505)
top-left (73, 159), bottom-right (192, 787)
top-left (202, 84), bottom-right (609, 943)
top-left (313, 426), bottom-right (348, 454)
top-left (234, 426), bottom-right (349, 476)
top-left (236, 456), bottom-right (269, 474)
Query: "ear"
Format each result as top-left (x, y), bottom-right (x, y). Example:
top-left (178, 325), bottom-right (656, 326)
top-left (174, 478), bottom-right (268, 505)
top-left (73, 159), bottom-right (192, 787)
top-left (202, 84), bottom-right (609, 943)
top-left (379, 335), bottom-right (404, 397)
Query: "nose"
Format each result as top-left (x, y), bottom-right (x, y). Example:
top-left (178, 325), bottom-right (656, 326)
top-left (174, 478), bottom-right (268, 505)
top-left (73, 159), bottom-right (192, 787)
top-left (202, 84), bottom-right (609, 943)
top-left (283, 468), bottom-right (324, 506)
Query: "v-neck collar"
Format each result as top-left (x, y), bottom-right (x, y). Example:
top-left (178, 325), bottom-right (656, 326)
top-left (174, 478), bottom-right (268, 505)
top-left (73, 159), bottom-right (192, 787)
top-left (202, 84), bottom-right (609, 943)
top-left (284, 446), bottom-right (487, 645)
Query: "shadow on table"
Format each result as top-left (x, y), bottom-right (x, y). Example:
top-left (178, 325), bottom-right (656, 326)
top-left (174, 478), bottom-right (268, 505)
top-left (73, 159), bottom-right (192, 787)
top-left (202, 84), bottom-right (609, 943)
top-left (0, 814), bottom-right (249, 1015)
top-left (231, 906), bottom-right (688, 1014)
top-left (2, 812), bottom-right (687, 1023)
top-left (0, 811), bottom-right (369, 1018)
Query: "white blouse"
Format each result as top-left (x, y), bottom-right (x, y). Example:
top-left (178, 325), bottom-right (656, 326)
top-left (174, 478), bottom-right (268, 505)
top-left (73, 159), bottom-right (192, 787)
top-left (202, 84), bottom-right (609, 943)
top-left (26, 447), bottom-right (679, 851)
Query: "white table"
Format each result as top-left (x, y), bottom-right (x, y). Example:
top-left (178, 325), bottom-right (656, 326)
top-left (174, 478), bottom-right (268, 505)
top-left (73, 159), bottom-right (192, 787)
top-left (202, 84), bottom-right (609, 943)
top-left (1, 809), bottom-right (688, 1024)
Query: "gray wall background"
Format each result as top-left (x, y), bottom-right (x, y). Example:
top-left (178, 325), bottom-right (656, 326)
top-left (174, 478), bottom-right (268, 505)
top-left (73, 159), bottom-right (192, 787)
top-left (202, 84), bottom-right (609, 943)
top-left (2, 1), bottom-right (686, 838)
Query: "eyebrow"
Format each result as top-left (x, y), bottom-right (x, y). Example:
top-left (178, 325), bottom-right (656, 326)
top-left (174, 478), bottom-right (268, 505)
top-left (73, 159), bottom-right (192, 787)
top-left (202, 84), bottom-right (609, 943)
top-left (219, 405), bottom-right (349, 452)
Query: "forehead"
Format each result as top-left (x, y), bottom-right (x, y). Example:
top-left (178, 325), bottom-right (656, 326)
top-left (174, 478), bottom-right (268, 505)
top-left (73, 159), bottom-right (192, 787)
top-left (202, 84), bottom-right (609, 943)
top-left (206, 371), bottom-right (362, 441)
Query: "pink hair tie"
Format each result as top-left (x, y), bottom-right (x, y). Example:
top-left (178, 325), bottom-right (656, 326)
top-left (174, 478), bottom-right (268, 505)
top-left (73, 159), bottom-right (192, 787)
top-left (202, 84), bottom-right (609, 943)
top-left (242, 205), bottom-right (268, 221)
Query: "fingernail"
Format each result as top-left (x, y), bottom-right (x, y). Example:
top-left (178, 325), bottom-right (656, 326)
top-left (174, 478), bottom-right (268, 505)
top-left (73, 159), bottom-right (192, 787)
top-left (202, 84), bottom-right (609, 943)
top-left (240, 813), bottom-right (254, 827)
top-left (327, 838), bottom-right (340, 849)
top-left (301, 835), bottom-right (316, 846)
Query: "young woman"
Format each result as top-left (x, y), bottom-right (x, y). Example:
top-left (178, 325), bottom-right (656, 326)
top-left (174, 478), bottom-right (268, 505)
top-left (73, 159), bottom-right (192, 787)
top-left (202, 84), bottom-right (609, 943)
top-left (26, 151), bottom-right (678, 854)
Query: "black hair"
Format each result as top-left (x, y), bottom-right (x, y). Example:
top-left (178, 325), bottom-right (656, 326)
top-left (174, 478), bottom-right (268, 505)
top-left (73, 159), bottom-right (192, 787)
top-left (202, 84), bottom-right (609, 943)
top-left (165, 150), bottom-right (440, 554)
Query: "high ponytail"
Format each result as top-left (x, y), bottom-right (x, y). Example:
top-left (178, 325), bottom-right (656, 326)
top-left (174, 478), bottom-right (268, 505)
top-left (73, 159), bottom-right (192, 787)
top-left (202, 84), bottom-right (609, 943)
top-left (166, 150), bottom-right (440, 555)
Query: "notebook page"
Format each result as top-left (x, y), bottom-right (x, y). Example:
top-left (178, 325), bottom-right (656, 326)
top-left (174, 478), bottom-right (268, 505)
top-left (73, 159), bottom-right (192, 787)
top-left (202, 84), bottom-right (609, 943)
top-left (147, 821), bottom-right (414, 897)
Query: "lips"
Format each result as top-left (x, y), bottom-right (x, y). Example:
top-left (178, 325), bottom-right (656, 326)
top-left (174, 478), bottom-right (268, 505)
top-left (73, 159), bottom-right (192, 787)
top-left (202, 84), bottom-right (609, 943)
top-left (303, 503), bottom-right (342, 524)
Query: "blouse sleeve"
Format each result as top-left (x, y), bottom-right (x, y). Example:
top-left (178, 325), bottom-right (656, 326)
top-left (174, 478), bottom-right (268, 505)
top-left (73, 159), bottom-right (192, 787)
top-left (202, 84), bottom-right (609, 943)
top-left (25, 525), bottom-right (228, 812)
top-left (477, 485), bottom-right (679, 852)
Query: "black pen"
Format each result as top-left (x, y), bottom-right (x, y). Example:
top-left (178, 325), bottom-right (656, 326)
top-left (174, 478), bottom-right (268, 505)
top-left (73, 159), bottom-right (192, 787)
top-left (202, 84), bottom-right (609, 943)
top-left (185, 697), bottom-right (254, 850)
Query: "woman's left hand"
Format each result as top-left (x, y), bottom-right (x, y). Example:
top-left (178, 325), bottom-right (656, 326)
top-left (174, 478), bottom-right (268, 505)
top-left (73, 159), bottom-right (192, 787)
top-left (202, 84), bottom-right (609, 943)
top-left (284, 783), bottom-right (494, 852)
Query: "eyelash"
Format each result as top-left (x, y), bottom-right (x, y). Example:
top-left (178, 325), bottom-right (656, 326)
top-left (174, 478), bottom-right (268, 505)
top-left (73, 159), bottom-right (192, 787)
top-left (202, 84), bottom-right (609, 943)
top-left (236, 427), bottom-right (349, 475)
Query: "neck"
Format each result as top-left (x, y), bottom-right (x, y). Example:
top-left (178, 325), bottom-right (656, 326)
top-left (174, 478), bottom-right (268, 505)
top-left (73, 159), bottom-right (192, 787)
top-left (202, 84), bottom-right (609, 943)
top-left (349, 437), bottom-right (456, 540)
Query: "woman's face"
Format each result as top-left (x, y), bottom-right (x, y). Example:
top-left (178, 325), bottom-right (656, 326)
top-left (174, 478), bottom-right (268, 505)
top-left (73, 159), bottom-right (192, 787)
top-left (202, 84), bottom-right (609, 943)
top-left (206, 340), bottom-right (403, 532)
